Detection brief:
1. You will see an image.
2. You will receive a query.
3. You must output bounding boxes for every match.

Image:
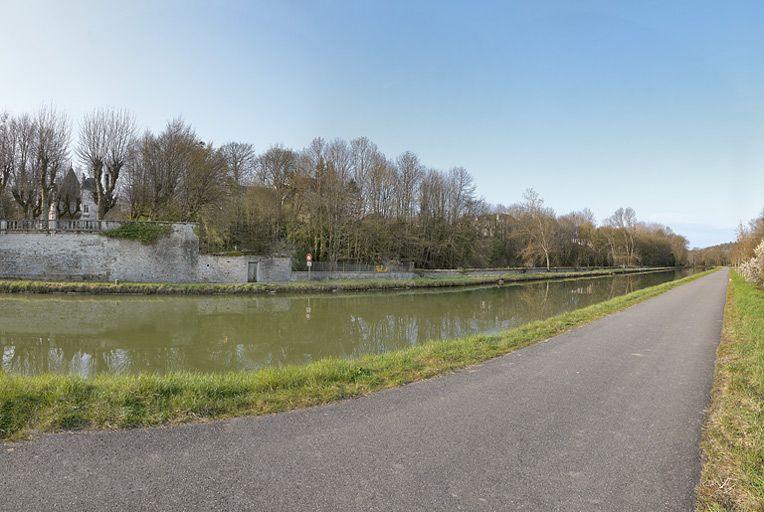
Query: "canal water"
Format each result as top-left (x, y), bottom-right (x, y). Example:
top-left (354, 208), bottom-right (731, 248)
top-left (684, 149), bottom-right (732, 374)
top-left (0, 270), bottom-right (692, 377)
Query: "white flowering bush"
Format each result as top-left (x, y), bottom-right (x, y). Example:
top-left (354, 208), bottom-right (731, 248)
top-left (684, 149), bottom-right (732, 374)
top-left (739, 240), bottom-right (764, 286)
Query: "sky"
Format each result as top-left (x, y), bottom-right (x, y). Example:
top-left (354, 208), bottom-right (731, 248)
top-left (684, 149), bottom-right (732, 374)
top-left (1, 0), bottom-right (763, 248)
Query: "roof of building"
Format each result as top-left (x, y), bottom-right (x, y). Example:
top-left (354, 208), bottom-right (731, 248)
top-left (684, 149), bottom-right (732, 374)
top-left (82, 176), bottom-right (95, 192)
top-left (58, 168), bottom-right (81, 202)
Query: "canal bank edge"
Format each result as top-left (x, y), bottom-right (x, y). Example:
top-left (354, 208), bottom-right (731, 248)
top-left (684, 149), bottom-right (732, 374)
top-left (0, 266), bottom-right (682, 296)
top-left (0, 268), bottom-right (719, 442)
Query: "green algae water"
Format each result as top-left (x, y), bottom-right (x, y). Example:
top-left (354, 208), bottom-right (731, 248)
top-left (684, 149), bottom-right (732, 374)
top-left (0, 270), bottom-right (692, 377)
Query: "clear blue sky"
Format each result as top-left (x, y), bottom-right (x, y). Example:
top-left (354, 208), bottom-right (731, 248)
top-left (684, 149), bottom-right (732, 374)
top-left (2, 0), bottom-right (762, 247)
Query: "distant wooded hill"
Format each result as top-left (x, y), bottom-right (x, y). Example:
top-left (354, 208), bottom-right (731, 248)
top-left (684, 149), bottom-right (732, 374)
top-left (688, 242), bottom-right (735, 266)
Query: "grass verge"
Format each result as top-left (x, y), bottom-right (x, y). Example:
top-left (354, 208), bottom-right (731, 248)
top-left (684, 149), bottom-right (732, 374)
top-left (0, 267), bottom-right (675, 296)
top-left (0, 268), bottom-right (716, 442)
top-left (697, 272), bottom-right (764, 511)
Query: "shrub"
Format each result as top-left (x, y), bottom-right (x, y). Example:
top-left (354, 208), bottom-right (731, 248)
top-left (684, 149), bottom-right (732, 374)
top-left (739, 240), bottom-right (764, 286)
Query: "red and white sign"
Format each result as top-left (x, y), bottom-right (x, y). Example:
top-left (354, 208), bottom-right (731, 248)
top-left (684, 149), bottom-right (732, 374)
top-left (306, 252), bottom-right (313, 268)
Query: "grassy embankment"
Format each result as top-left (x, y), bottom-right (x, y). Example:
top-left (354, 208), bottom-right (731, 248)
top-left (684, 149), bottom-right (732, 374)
top-left (102, 222), bottom-right (172, 244)
top-left (0, 267), bottom-right (674, 296)
top-left (697, 272), bottom-right (764, 512)
top-left (0, 268), bottom-right (716, 442)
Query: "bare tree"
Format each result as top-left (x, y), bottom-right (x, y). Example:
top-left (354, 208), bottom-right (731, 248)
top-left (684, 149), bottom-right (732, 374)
top-left (5, 108), bottom-right (69, 219)
top-left (78, 108), bottom-right (136, 219)
top-left (220, 142), bottom-right (256, 186)
top-left (124, 119), bottom-right (224, 221)
top-left (36, 108), bottom-right (69, 219)
top-left (147, 119), bottom-right (196, 219)
top-left (605, 207), bottom-right (638, 266)
top-left (0, 112), bottom-right (13, 216)
top-left (418, 169), bottom-right (449, 266)
top-left (395, 151), bottom-right (423, 222)
top-left (178, 143), bottom-right (227, 220)
top-left (557, 210), bottom-right (597, 266)
top-left (7, 114), bottom-right (37, 218)
top-left (121, 133), bottom-right (152, 219)
top-left (515, 188), bottom-right (556, 269)
top-left (366, 152), bottom-right (397, 217)
top-left (348, 137), bottom-right (378, 213)
top-left (446, 166), bottom-right (477, 223)
top-left (256, 145), bottom-right (298, 206)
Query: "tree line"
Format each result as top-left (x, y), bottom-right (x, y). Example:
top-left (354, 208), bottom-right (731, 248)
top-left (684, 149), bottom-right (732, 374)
top-left (687, 243), bottom-right (735, 267)
top-left (688, 211), bottom-right (764, 269)
top-left (0, 107), bottom-right (690, 269)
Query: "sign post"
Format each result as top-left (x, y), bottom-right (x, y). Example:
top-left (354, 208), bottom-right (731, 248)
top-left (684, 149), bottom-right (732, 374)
top-left (306, 252), bottom-right (313, 280)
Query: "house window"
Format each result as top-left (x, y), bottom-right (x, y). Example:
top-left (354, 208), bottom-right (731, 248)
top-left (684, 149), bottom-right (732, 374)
top-left (83, 205), bottom-right (89, 213)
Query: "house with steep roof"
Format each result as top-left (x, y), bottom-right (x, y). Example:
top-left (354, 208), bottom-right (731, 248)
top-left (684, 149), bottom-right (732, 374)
top-left (51, 168), bottom-right (98, 221)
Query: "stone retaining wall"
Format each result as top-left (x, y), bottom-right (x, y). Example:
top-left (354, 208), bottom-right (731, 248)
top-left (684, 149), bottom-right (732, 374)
top-left (0, 224), bottom-right (291, 283)
top-left (291, 271), bottom-right (418, 281)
